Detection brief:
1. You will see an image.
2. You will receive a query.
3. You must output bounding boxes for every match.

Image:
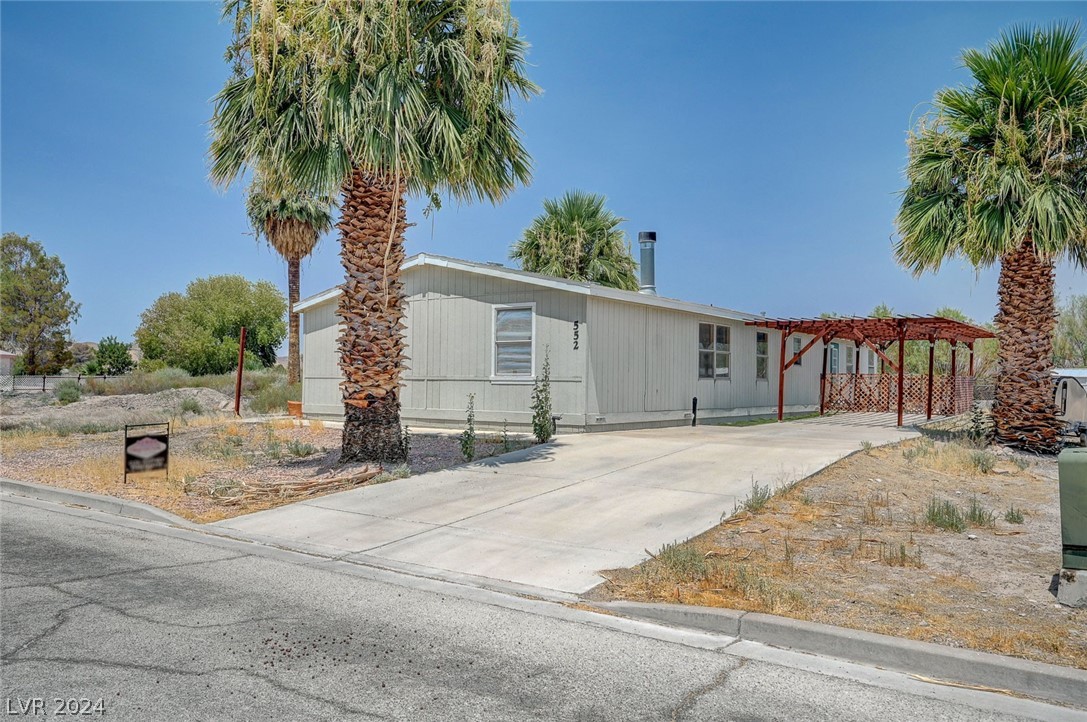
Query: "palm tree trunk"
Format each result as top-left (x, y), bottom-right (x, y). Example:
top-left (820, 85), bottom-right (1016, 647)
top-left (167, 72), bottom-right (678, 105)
top-left (287, 256), bottom-right (301, 385)
top-left (992, 237), bottom-right (1061, 453)
top-left (337, 170), bottom-right (408, 463)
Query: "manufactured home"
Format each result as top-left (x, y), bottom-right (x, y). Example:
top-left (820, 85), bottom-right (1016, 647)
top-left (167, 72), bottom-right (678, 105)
top-left (295, 244), bottom-right (897, 432)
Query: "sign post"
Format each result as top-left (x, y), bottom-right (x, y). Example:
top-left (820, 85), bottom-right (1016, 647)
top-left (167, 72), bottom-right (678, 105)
top-left (234, 326), bottom-right (246, 417)
top-left (123, 422), bottom-right (170, 484)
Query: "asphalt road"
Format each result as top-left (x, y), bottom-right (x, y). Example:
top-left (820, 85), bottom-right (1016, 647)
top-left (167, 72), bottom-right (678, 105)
top-left (0, 496), bottom-right (1079, 722)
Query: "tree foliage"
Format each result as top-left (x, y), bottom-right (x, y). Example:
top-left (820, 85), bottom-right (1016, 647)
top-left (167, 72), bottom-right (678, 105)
top-left (86, 336), bottom-right (135, 376)
top-left (894, 22), bottom-right (1087, 273)
top-left (869, 304), bottom-right (998, 376)
top-left (1055, 294), bottom-right (1087, 367)
top-left (510, 191), bottom-right (639, 290)
top-left (0, 233), bottom-right (80, 374)
top-left (134, 275), bottom-right (287, 375)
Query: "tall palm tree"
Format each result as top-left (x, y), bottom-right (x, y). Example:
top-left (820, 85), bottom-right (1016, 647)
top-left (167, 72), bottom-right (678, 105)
top-left (210, 0), bottom-right (536, 462)
top-left (511, 190), bottom-right (639, 290)
top-left (245, 177), bottom-right (333, 384)
top-left (895, 23), bottom-right (1087, 453)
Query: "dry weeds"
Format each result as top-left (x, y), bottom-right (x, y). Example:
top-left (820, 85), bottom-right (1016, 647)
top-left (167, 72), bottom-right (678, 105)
top-left (590, 436), bottom-right (1086, 670)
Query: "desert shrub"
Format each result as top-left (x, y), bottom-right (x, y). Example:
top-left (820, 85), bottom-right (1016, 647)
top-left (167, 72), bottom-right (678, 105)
top-left (736, 479), bottom-right (774, 514)
top-left (371, 464), bottom-right (412, 484)
top-left (965, 496), bottom-right (996, 527)
top-left (655, 541), bottom-right (709, 582)
top-left (250, 381), bottom-right (299, 414)
top-left (286, 439), bottom-right (317, 457)
top-left (860, 440), bottom-right (874, 455)
top-left (924, 497), bottom-right (966, 533)
top-left (1004, 506), bottom-right (1025, 524)
top-left (178, 397), bottom-right (203, 415)
top-left (53, 379), bottom-right (81, 405)
top-left (968, 450), bottom-right (997, 474)
top-left (531, 348), bottom-right (553, 443)
top-left (460, 394), bottom-right (476, 461)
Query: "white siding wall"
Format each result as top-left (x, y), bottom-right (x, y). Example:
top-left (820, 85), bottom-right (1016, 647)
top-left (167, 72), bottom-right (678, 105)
top-left (301, 267), bottom-right (839, 429)
top-left (301, 265), bottom-right (588, 427)
top-left (584, 298), bottom-right (831, 427)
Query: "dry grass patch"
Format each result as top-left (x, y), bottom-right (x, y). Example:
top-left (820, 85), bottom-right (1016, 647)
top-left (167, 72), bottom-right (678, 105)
top-left (591, 435), bottom-right (1086, 670)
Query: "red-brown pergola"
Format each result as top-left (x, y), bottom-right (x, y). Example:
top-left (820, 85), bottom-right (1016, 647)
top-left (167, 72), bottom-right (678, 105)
top-left (745, 316), bottom-right (996, 426)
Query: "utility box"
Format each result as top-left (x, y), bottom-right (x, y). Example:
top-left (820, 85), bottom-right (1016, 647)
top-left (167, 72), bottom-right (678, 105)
top-left (1058, 447), bottom-right (1087, 570)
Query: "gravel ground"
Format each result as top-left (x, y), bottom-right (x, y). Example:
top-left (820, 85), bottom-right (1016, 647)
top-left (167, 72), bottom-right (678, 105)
top-left (0, 388), bottom-right (240, 430)
top-left (0, 410), bottom-right (532, 523)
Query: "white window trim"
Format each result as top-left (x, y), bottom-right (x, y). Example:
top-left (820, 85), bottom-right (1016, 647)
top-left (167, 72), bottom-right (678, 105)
top-left (755, 331), bottom-right (770, 381)
top-left (491, 302), bottom-right (536, 383)
top-left (697, 322), bottom-right (732, 380)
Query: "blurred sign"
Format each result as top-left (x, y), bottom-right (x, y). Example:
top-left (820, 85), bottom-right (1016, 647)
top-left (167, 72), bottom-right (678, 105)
top-left (124, 423), bottom-right (169, 482)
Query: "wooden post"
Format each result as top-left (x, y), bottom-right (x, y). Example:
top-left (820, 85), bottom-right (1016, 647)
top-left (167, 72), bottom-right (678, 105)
top-left (234, 326), bottom-right (247, 417)
top-left (777, 330), bottom-right (789, 421)
top-left (819, 344), bottom-right (829, 416)
top-left (950, 345), bottom-right (958, 379)
top-left (968, 342), bottom-right (975, 376)
top-left (896, 323), bottom-right (906, 427)
top-left (925, 337), bottom-right (935, 420)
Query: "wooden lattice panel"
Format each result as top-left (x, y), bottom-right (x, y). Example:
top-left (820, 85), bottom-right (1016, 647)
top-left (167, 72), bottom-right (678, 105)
top-left (824, 374), bottom-right (974, 416)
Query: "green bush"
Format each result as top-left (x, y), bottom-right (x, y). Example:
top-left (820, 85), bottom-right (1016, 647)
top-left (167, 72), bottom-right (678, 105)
top-left (531, 348), bottom-right (553, 443)
top-left (965, 496), bottom-right (996, 527)
top-left (968, 450), bottom-right (996, 474)
top-left (655, 541), bottom-right (709, 582)
top-left (53, 379), bottom-right (81, 405)
top-left (137, 358), bottom-right (168, 373)
top-left (925, 497), bottom-right (966, 533)
top-left (286, 439), bottom-right (318, 457)
top-left (460, 394), bottom-right (476, 461)
top-left (178, 397), bottom-right (203, 415)
top-left (1004, 506), bottom-right (1025, 524)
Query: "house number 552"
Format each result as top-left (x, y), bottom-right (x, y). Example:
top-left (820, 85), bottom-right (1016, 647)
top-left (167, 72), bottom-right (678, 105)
top-left (573, 320), bottom-right (580, 350)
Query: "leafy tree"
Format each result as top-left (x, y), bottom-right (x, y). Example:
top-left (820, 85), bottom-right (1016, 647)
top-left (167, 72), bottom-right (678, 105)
top-left (0, 233), bottom-right (80, 374)
top-left (134, 275), bottom-right (287, 375)
top-left (246, 176), bottom-right (334, 385)
top-left (210, 0), bottom-right (537, 463)
top-left (86, 336), bottom-right (135, 376)
top-left (869, 304), bottom-right (998, 377)
top-left (510, 191), bottom-right (639, 290)
top-left (70, 342), bottom-right (97, 366)
top-left (894, 23), bottom-right (1087, 453)
top-left (1055, 295), bottom-right (1087, 367)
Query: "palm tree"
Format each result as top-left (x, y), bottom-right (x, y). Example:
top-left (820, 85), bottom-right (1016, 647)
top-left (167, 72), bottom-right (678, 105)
top-left (245, 177), bottom-right (333, 384)
top-left (210, 0), bottom-right (536, 462)
top-left (895, 23), bottom-right (1087, 453)
top-left (510, 190), bottom-right (639, 290)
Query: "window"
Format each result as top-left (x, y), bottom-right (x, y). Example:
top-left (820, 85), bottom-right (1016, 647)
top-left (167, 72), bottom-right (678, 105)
top-left (756, 332), bottom-right (769, 380)
top-left (698, 323), bottom-right (730, 378)
top-left (867, 349), bottom-right (877, 375)
top-left (792, 336), bottom-right (802, 366)
top-left (494, 305), bottom-right (533, 377)
top-left (829, 342), bottom-right (840, 374)
top-left (845, 346), bottom-right (855, 374)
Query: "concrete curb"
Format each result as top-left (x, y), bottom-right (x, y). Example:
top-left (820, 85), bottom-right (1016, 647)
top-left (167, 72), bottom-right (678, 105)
top-left (592, 601), bottom-right (1087, 709)
top-left (0, 478), bottom-right (194, 528)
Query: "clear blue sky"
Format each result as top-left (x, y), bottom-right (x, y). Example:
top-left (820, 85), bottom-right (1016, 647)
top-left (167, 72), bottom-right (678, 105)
top-left (3, 1), bottom-right (1085, 346)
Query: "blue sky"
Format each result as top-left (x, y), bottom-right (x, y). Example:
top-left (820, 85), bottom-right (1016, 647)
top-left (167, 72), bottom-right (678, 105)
top-left (3, 1), bottom-right (1085, 346)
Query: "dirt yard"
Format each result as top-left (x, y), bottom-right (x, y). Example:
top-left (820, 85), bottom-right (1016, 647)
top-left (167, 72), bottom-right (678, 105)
top-left (588, 434), bottom-right (1086, 670)
top-left (0, 396), bottom-right (531, 523)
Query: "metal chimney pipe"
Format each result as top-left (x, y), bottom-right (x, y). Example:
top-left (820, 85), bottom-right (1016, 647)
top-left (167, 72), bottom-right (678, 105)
top-left (638, 231), bottom-right (657, 295)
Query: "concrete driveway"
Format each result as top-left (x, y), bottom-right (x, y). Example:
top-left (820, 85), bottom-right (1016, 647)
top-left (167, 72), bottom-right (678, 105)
top-left (214, 413), bottom-right (919, 594)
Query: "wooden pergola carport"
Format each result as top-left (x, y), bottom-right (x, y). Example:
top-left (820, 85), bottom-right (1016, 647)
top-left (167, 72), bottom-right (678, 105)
top-left (745, 316), bottom-right (996, 427)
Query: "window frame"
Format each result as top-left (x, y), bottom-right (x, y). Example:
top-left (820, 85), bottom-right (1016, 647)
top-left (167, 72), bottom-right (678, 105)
top-left (845, 345), bottom-right (856, 374)
top-left (867, 349), bottom-right (877, 375)
top-left (698, 322), bottom-right (731, 379)
top-left (829, 342), bottom-right (840, 374)
top-left (792, 335), bottom-right (802, 367)
top-left (756, 331), bottom-right (769, 381)
top-left (491, 302), bottom-right (536, 382)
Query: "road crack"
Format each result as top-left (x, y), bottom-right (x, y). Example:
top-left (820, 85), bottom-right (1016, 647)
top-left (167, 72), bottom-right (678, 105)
top-left (671, 657), bottom-right (749, 722)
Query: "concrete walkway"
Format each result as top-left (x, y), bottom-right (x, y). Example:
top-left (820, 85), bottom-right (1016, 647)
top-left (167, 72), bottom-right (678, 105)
top-left (214, 413), bottom-right (920, 594)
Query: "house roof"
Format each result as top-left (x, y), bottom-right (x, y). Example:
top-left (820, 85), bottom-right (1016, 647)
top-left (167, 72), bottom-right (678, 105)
top-left (294, 252), bottom-right (765, 323)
